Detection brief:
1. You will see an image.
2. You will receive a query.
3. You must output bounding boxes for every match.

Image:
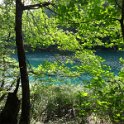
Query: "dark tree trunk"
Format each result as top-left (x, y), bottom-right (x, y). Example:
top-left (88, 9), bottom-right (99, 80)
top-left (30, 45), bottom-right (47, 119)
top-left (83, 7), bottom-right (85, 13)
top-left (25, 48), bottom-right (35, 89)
top-left (0, 78), bottom-right (21, 124)
top-left (15, 0), bottom-right (30, 124)
top-left (0, 93), bottom-right (20, 124)
top-left (120, 0), bottom-right (124, 39)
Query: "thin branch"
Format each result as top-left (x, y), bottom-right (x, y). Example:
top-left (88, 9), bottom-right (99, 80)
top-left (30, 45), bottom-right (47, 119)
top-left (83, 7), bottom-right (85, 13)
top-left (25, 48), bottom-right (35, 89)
top-left (29, 70), bottom-right (80, 78)
top-left (14, 76), bottom-right (20, 95)
top-left (23, 2), bottom-right (53, 10)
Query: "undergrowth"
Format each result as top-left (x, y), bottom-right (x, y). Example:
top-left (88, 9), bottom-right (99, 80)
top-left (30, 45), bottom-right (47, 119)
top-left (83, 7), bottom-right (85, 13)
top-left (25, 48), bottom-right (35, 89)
top-left (30, 76), bottom-right (124, 124)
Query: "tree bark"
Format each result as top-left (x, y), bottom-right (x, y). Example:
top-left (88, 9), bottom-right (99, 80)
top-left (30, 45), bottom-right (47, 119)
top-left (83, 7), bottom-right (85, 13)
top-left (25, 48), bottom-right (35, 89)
top-left (0, 93), bottom-right (20, 124)
top-left (15, 1), bottom-right (52, 123)
top-left (15, 0), bottom-right (30, 124)
top-left (120, 0), bottom-right (124, 39)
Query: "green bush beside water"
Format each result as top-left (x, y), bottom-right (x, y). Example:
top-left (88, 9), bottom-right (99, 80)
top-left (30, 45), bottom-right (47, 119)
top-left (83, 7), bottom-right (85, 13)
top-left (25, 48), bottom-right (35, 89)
top-left (30, 74), bottom-right (124, 124)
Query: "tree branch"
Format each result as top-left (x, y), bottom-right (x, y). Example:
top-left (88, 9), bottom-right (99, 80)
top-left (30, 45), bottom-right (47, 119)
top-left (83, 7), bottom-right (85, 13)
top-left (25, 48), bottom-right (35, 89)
top-left (23, 2), bottom-right (53, 10)
top-left (29, 70), bottom-right (80, 78)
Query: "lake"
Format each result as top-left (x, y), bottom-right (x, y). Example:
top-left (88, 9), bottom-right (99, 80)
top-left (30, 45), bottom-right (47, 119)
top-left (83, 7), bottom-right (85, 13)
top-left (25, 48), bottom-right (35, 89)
top-left (13, 50), bottom-right (124, 84)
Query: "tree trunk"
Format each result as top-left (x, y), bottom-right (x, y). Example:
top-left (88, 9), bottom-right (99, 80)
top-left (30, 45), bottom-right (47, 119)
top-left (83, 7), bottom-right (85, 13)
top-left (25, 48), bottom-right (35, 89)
top-left (15, 0), bottom-right (30, 124)
top-left (120, 0), bottom-right (124, 39)
top-left (0, 93), bottom-right (20, 124)
top-left (0, 76), bottom-right (21, 124)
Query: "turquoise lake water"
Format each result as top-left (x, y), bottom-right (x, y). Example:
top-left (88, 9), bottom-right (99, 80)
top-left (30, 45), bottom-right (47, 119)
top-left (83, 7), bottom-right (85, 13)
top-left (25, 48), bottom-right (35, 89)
top-left (96, 50), bottom-right (124, 74)
top-left (13, 50), bottom-right (124, 84)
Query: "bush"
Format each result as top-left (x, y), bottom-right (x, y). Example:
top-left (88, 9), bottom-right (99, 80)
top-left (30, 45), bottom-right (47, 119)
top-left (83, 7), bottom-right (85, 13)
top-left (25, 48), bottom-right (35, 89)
top-left (30, 74), bottom-right (124, 124)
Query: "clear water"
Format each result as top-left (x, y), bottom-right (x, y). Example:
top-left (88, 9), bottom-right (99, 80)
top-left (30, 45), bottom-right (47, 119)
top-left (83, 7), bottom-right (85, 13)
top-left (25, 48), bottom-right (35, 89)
top-left (26, 50), bottom-right (124, 74)
top-left (26, 51), bottom-right (57, 67)
top-left (95, 50), bottom-right (124, 75)
top-left (13, 50), bottom-right (124, 84)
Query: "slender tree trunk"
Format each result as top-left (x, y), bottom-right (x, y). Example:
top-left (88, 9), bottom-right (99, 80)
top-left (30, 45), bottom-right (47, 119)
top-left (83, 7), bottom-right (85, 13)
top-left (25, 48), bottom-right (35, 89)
top-left (120, 0), bottom-right (124, 39)
top-left (15, 0), bottom-right (30, 124)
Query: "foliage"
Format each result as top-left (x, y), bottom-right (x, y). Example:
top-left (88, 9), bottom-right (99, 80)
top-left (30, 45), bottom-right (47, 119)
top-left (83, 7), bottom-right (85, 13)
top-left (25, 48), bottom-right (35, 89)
top-left (20, 0), bottom-right (124, 50)
top-left (77, 74), bottom-right (124, 124)
top-left (30, 80), bottom-right (124, 124)
top-left (1, 0), bottom-right (124, 123)
top-left (29, 74), bottom-right (124, 124)
top-left (53, 0), bottom-right (123, 49)
top-left (0, 1), bottom-right (19, 108)
top-left (30, 84), bottom-right (81, 123)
